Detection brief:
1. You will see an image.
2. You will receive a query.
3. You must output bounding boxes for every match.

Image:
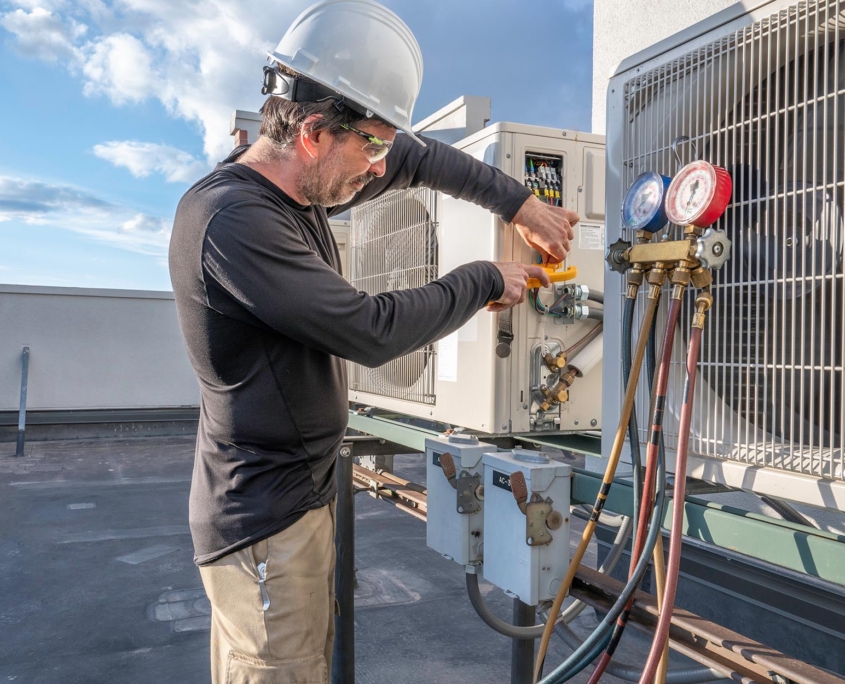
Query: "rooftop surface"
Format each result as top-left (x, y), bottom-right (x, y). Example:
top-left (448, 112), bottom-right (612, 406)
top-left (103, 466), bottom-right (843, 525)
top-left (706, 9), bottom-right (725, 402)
top-left (0, 434), bottom-right (726, 683)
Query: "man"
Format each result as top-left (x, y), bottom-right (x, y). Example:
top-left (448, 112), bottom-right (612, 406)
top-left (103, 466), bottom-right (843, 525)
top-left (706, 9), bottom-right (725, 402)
top-left (169, 1), bottom-right (578, 681)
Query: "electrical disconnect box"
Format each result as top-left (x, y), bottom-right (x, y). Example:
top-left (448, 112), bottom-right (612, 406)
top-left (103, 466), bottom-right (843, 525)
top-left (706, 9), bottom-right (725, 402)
top-left (481, 449), bottom-right (572, 606)
top-left (425, 434), bottom-right (492, 566)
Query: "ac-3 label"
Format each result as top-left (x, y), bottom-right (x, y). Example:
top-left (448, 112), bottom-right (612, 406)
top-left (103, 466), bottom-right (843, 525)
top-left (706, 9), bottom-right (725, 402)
top-left (492, 470), bottom-right (512, 492)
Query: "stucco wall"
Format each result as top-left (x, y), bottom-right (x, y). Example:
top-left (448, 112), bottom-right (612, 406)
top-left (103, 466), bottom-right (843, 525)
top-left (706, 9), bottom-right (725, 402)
top-left (592, 0), bottom-right (741, 134)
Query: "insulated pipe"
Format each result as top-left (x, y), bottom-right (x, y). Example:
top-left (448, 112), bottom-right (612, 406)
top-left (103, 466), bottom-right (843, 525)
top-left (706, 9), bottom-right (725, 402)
top-left (533, 279), bottom-right (664, 684)
top-left (568, 333), bottom-right (603, 377)
top-left (639, 294), bottom-right (710, 684)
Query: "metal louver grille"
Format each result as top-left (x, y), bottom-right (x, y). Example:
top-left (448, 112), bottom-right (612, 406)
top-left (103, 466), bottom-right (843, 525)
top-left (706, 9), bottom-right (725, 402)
top-left (348, 187), bottom-right (438, 404)
top-left (622, 0), bottom-right (845, 480)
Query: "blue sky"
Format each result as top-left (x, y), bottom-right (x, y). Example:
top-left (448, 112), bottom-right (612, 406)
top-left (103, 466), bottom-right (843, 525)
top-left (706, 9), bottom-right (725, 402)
top-left (0, 0), bottom-right (594, 291)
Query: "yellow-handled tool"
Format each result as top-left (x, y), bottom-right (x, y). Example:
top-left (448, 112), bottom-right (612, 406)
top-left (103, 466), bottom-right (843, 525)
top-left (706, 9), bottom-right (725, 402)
top-left (526, 263), bottom-right (578, 289)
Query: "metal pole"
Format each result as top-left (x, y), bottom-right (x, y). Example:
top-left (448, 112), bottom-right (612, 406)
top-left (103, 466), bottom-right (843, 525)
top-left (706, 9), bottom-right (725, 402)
top-left (332, 443), bottom-right (355, 684)
top-left (510, 598), bottom-right (535, 684)
top-left (15, 347), bottom-right (30, 458)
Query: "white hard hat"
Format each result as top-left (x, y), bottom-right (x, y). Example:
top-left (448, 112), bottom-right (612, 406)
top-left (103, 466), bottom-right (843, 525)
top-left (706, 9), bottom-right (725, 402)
top-left (267, 0), bottom-right (425, 146)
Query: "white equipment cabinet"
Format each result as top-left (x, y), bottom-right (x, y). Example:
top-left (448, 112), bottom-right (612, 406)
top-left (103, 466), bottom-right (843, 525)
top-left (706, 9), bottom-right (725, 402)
top-left (481, 449), bottom-right (572, 605)
top-left (425, 434), bottom-right (492, 566)
top-left (349, 123), bottom-right (606, 435)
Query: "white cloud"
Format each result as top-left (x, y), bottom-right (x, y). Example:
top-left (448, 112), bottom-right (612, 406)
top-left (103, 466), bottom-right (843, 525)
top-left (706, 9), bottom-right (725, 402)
top-left (0, 174), bottom-right (172, 257)
top-left (93, 141), bottom-right (208, 182)
top-left (120, 212), bottom-right (170, 234)
top-left (0, 1), bottom-right (299, 163)
top-left (82, 33), bottom-right (156, 104)
top-left (0, 6), bottom-right (85, 63)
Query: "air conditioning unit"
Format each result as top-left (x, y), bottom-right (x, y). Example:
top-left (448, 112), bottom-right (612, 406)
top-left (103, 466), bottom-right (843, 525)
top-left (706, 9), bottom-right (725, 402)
top-left (603, 0), bottom-right (845, 508)
top-left (348, 123), bottom-right (606, 435)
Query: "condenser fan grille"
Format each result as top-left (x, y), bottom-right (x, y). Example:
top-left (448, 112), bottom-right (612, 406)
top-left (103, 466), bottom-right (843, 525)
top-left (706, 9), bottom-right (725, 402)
top-left (348, 187), bottom-right (438, 404)
top-left (621, 0), bottom-right (845, 481)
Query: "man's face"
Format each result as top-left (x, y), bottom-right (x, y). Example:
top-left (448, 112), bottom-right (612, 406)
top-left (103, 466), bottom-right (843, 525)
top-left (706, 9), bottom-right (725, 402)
top-left (298, 120), bottom-right (397, 207)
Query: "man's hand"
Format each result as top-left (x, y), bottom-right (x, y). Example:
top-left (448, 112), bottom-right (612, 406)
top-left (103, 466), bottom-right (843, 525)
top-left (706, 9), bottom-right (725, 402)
top-left (487, 262), bottom-right (552, 312)
top-left (512, 195), bottom-right (580, 263)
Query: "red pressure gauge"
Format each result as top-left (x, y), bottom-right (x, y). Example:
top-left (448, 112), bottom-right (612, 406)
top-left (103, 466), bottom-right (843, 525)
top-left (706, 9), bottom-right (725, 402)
top-left (665, 160), bottom-right (732, 227)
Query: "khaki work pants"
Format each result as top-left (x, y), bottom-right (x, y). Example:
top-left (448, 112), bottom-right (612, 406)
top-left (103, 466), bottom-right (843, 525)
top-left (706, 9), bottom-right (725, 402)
top-left (199, 501), bottom-right (337, 684)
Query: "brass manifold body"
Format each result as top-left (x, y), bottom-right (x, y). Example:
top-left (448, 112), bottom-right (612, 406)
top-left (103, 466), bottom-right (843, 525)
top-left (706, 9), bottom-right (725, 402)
top-left (608, 224), bottom-right (732, 293)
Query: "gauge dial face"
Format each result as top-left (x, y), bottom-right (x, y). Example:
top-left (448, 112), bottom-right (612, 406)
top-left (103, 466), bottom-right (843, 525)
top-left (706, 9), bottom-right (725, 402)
top-left (666, 161), bottom-right (717, 225)
top-left (622, 172), bottom-right (667, 231)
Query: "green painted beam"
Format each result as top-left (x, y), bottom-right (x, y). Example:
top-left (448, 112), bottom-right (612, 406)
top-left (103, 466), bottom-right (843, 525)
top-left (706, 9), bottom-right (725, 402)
top-left (571, 468), bottom-right (845, 587)
top-left (512, 432), bottom-right (603, 456)
top-left (347, 411), bottom-right (440, 453)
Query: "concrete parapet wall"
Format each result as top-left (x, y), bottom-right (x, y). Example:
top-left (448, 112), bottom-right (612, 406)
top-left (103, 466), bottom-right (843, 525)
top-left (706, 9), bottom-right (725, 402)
top-left (0, 285), bottom-right (199, 411)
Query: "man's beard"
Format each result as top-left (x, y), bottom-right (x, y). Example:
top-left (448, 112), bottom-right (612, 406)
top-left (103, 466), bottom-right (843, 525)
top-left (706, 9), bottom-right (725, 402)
top-left (297, 142), bottom-right (375, 206)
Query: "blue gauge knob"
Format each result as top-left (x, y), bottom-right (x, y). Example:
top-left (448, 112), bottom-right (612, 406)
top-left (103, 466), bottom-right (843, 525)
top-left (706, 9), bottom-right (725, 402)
top-left (621, 172), bottom-right (672, 233)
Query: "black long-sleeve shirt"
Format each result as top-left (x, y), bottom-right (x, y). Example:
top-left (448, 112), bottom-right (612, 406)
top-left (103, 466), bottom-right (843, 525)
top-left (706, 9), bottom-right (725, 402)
top-left (169, 133), bottom-right (531, 564)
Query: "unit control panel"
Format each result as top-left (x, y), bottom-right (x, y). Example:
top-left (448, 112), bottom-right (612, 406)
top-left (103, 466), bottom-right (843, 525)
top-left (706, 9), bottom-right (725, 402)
top-left (525, 152), bottom-right (563, 207)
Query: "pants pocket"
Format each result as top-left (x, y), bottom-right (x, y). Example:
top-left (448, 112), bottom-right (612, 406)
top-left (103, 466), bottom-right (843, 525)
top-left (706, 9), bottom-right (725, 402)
top-left (226, 651), bottom-right (327, 684)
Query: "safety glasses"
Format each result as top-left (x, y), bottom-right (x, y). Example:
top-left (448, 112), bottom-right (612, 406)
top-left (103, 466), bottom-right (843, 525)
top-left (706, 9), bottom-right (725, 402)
top-left (340, 123), bottom-right (393, 163)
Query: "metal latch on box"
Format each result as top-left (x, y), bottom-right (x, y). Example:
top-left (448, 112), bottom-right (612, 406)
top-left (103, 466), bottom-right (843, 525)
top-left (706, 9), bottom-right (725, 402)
top-left (439, 452), bottom-right (482, 514)
top-left (509, 471), bottom-right (563, 546)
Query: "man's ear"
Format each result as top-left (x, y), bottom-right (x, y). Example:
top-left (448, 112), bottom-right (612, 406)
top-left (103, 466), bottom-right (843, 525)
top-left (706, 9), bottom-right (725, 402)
top-left (300, 115), bottom-right (327, 160)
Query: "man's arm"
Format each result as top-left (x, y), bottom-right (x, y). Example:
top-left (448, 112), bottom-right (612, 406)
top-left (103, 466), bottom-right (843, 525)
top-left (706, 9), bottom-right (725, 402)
top-left (329, 133), bottom-right (577, 262)
top-left (202, 202), bottom-right (506, 368)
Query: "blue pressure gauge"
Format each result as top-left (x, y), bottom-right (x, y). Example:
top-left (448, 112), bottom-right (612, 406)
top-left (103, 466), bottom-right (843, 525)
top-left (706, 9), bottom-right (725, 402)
top-left (621, 172), bottom-right (672, 233)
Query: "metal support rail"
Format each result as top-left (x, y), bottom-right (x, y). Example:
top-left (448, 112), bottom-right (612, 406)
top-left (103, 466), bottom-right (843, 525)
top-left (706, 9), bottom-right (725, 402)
top-left (570, 565), bottom-right (845, 684)
top-left (351, 464), bottom-right (427, 520)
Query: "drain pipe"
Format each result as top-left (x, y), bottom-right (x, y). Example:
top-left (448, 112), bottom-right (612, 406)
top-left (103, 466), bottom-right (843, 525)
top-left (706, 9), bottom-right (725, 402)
top-left (14, 347), bottom-right (30, 458)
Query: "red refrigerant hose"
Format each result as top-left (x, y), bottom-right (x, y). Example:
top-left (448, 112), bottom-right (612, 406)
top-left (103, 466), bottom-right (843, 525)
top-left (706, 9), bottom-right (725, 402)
top-left (638, 291), bottom-right (712, 684)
